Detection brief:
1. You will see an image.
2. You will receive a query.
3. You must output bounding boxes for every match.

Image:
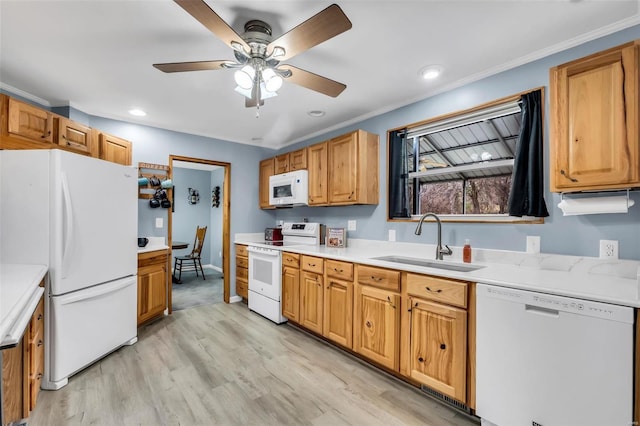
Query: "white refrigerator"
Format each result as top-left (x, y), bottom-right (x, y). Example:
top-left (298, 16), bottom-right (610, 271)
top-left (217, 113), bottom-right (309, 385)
top-left (0, 149), bottom-right (138, 390)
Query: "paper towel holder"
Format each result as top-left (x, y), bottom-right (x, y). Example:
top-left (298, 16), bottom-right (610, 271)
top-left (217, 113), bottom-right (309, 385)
top-left (560, 188), bottom-right (632, 206)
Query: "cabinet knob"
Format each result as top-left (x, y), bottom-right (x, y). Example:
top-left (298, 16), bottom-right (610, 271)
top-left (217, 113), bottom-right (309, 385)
top-left (386, 296), bottom-right (396, 309)
top-left (36, 373), bottom-right (43, 380)
top-left (37, 339), bottom-right (43, 347)
top-left (425, 286), bottom-right (442, 293)
top-left (418, 357), bottom-right (424, 363)
top-left (37, 313), bottom-right (43, 321)
top-left (440, 343), bottom-right (446, 350)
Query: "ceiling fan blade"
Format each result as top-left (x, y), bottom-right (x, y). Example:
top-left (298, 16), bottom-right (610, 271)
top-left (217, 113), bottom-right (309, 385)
top-left (267, 4), bottom-right (352, 61)
top-left (278, 65), bottom-right (346, 97)
top-left (174, 0), bottom-right (250, 52)
top-left (153, 60), bottom-right (231, 73)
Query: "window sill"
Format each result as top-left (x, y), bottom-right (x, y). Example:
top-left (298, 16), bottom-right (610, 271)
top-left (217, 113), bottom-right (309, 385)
top-left (389, 214), bottom-right (544, 224)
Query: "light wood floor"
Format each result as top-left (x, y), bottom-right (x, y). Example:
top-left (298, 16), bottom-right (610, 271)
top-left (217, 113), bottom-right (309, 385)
top-left (171, 271), bottom-right (223, 311)
top-left (30, 303), bottom-right (479, 426)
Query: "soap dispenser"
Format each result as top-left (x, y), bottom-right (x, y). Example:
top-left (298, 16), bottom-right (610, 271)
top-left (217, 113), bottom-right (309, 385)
top-left (463, 239), bottom-right (472, 263)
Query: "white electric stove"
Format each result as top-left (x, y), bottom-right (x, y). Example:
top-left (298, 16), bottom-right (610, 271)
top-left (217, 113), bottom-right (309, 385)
top-left (247, 222), bottom-right (323, 324)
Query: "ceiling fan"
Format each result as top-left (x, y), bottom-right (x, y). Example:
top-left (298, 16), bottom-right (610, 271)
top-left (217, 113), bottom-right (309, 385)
top-left (153, 0), bottom-right (352, 109)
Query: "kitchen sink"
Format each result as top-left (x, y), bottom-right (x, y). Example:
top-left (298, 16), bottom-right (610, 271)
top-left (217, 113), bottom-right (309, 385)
top-left (370, 255), bottom-right (485, 272)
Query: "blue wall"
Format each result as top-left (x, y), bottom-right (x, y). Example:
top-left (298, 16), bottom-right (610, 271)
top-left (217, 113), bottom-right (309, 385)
top-left (270, 24), bottom-right (640, 260)
top-left (171, 168), bottom-right (213, 264)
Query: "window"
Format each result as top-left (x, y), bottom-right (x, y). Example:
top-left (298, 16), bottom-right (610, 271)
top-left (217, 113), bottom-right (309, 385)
top-left (388, 90), bottom-right (548, 222)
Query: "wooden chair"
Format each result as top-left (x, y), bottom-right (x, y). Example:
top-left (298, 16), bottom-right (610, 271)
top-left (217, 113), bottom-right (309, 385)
top-left (173, 226), bottom-right (207, 283)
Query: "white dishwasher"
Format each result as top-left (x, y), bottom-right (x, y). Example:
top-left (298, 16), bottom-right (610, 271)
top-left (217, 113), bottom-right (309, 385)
top-left (476, 283), bottom-right (633, 426)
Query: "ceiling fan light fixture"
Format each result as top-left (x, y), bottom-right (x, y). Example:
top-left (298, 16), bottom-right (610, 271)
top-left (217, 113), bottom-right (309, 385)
top-left (234, 65), bottom-right (255, 89)
top-left (262, 68), bottom-right (283, 93)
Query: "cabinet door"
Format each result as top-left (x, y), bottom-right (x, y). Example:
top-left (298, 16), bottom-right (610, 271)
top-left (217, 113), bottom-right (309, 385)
top-left (353, 283), bottom-right (400, 370)
top-left (307, 142), bottom-right (328, 205)
top-left (289, 148), bottom-right (307, 170)
top-left (57, 117), bottom-right (96, 156)
top-left (299, 271), bottom-right (323, 334)
top-left (7, 97), bottom-right (53, 143)
top-left (274, 153), bottom-right (290, 174)
top-left (409, 298), bottom-right (467, 402)
top-left (323, 277), bottom-right (353, 348)
top-left (99, 132), bottom-right (132, 165)
top-left (328, 132), bottom-right (358, 203)
top-left (137, 263), bottom-right (167, 325)
top-left (551, 42), bottom-right (639, 191)
top-left (1, 339), bottom-right (26, 424)
top-left (282, 266), bottom-right (300, 322)
top-left (259, 158), bottom-right (275, 209)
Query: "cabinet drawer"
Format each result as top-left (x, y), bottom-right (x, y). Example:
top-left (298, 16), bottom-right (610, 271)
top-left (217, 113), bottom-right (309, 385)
top-left (236, 255), bottom-right (248, 269)
top-left (236, 266), bottom-right (248, 280)
top-left (406, 273), bottom-right (468, 308)
top-left (325, 259), bottom-right (354, 281)
top-left (236, 244), bottom-right (248, 257)
top-left (357, 264), bottom-right (400, 292)
top-left (283, 252), bottom-right (300, 268)
top-left (138, 250), bottom-right (168, 268)
top-left (30, 362), bottom-right (44, 411)
top-left (301, 255), bottom-right (324, 274)
top-left (236, 277), bottom-right (248, 299)
top-left (29, 297), bottom-right (45, 340)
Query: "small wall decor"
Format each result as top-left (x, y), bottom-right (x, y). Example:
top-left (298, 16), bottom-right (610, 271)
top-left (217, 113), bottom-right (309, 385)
top-left (212, 186), bottom-right (220, 208)
top-left (188, 188), bottom-right (200, 205)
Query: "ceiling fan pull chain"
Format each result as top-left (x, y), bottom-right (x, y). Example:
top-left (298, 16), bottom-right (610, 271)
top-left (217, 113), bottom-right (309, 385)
top-left (256, 103), bottom-right (260, 119)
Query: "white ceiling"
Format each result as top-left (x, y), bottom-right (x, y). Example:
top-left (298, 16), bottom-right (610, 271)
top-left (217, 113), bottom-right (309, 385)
top-left (1, 1), bottom-right (639, 150)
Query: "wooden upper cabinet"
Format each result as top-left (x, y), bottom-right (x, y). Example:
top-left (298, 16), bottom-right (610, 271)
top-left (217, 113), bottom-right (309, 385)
top-left (99, 132), bottom-right (132, 166)
top-left (308, 141), bottom-right (329, 205)
top-left (289, 148), bottom-right (307, 171)
top-left (328, 130), bottom-right (379, 205)
top-left (4, 96), bottom-right (53, 145)
top-left (274, 153), bottom-right (290, 174)
top-left (56, 117), bottom-right (96, 156)
top-left (259, 157), bottom-right (275, 209)
top-left (550, 40), bottom-right (640, 192)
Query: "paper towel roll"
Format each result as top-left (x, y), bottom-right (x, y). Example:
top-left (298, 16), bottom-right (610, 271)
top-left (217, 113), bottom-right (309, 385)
top-left (557, 195), bottom-right (635, 216)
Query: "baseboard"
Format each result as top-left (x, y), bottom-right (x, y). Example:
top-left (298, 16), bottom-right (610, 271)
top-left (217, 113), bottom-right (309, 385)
top-left (229, 295), bottom-right (243, 303)
top-left (203, 264), bottom-right (223, 273)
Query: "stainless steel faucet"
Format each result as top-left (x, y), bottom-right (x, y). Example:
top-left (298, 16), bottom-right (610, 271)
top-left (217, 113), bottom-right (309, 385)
top-left (414, 213), bottom-right (453, 260)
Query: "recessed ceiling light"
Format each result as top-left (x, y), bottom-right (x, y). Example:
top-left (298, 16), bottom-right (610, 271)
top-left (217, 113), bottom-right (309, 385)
top-left (418, 65), bottom-right (442, 80)
top-left (128, 108), bottom-right (146, 117)
top-left (307, 110), bottom-right (326, 118)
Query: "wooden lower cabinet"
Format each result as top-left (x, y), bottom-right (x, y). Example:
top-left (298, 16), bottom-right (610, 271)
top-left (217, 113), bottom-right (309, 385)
top-left (235, 244), bottom-right (248, 300)
top-left (1, 291), bottom-right (45, 425)
top-left (353, 282), bottom-right (400, 370)
top-left (323, 277), bottom-right (353, 348)
top-left (137, 250), bottom-right (168, 326)
top-left (299, 271), bottom-right (324, 334)
top-left (408, 298), bottom-right (467, 402)
top-left (282, 265), bottom-right (300, 322)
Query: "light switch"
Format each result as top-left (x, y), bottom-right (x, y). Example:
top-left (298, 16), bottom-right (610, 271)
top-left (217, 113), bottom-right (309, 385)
top-left (388, 230), bottom-right (396, 242)
top-left (526, 235), bottom-right (540, 254)
top-left (347, 220), bottom-right (357, 231)
top-left (155, 217), bottom-right (163, 228)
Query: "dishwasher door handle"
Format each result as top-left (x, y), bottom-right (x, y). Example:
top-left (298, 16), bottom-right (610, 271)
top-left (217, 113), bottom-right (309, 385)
top-left (525, 304), bottom-right (559, 317)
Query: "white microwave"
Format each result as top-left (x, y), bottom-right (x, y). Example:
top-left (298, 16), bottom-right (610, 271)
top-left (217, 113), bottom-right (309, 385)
top-left (269, 169), bottom-right (309, 206)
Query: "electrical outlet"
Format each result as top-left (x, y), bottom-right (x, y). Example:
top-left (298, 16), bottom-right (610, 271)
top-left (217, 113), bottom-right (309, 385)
top-left (599, 240), bottom-right (619, 259)
top-left (155, 217), bottom-right (163, 228)
top-left (347, 220), bottom-right (357, 231)
top-left (526, 236), bottom-right (540, 254)
top-left (388, 229), bottom-right (396, 242)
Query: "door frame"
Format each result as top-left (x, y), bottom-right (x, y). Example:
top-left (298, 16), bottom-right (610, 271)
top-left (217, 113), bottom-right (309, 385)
top-left (167, 155), bottom-right (231, 312)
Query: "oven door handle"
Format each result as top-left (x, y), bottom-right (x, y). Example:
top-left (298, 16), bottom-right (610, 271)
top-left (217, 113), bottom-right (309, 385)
top-left (247, 246), bottom-right (281, 256)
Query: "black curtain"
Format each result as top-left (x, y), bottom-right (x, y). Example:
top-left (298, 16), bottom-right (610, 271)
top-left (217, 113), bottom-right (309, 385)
top-left (508, 90), bottom-right (549, 217)
top-left (388, 129), bottom-right (410, 218)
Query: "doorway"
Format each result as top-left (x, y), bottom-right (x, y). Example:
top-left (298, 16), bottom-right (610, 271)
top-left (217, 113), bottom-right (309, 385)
top-left (167, 155), bottom-right (231, 313)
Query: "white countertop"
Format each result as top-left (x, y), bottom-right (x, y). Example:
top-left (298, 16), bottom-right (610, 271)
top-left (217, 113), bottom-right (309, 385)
top-left (1, 263), bottom-right (47, 348)
top-left (137, 236), bottom-right (169, 254)
top-left (235, 236), bottom-right (640, 308)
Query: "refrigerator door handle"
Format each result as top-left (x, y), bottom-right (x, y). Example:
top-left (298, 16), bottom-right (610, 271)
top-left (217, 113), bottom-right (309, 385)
top-left (61, 172), bottom-right (74, 278)
top-left (57, 277), bottom-right (134, 306)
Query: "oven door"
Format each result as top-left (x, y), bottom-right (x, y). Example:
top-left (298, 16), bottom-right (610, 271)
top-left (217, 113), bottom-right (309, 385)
top-left (247, 246), bottom-right (282, 301)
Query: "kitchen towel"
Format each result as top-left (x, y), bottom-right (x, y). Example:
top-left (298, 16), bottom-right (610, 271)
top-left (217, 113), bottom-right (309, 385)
top-left (557, 195), bottom-right (635, 216)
